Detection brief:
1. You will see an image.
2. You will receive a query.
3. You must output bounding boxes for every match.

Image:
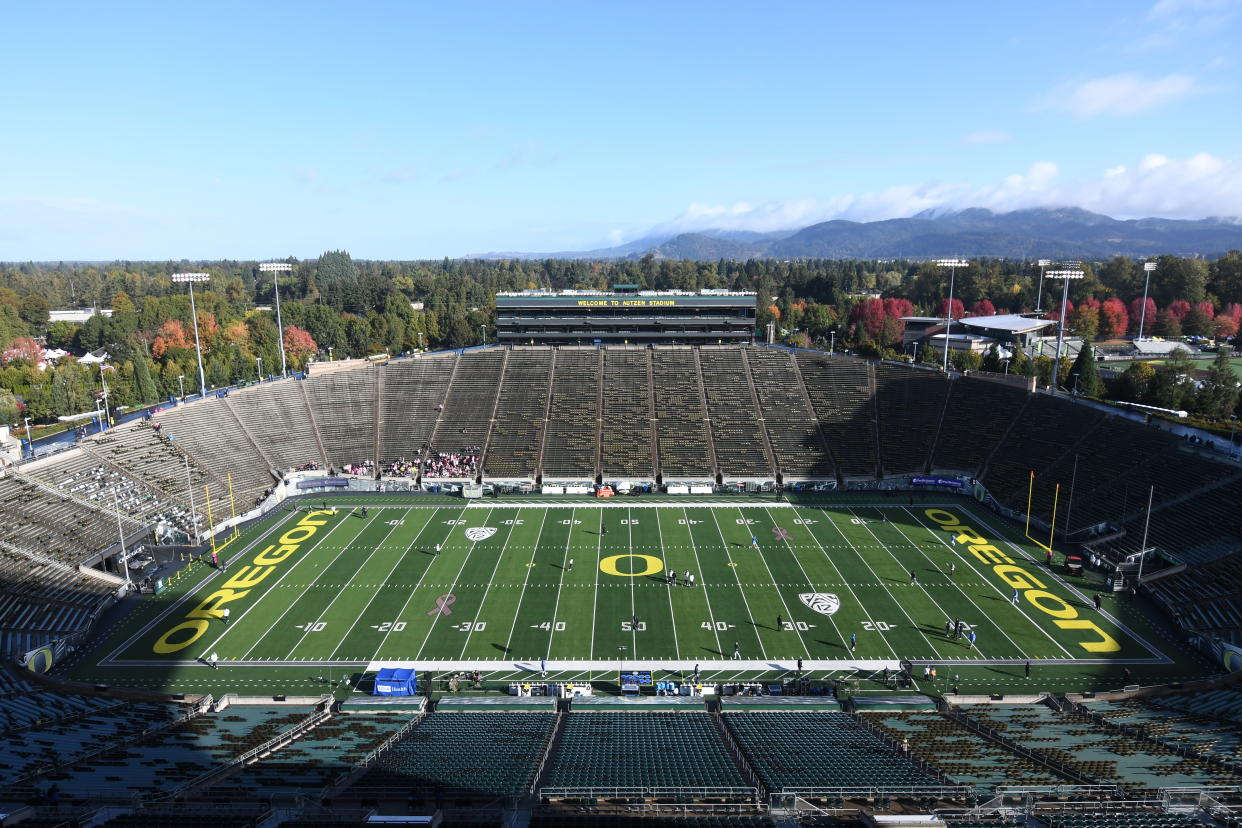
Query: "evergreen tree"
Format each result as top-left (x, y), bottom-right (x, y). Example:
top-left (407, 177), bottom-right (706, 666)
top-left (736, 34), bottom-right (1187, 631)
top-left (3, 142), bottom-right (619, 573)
top-left (1066, 341), bottom-right (1102, 397)
top-left (133, 349), bottom-right (158, 403)
top-left (1197, 350), bottom-right (1240, 420)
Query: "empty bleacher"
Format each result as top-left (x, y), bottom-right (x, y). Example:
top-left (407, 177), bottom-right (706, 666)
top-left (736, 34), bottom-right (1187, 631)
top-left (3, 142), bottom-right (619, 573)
top-left (211, 711), bottom-right (416, 798)
top-left (546, 711), bottom-right (746, 791)
top-left (542, 349), bottom-right (600, 480)
top-left (600, 349), bottom-right (655, 479)
top-left (1101, 474), bottom-right (1242, 566)
top-left (958, 703), bottom-right (1239, 791)
top-left (156, 398), bottom-right (275, 505)
top-left (699, 348), bottom-right (771, 478)
top-left (24, 449), bottom-right (185, 535)
top-left (227, 380), bottom-right (324, 471)
top-left (429, 349), bottom-right (505, 460)
top-left (305, 363), bottom-right (378, 470)
top-left (861, 710), bottom-right (1070, 790)
top-left (930, 378), bottom-right (1029, 475)
top-left (353, 711), bottom-right (554, 799)
top-left (0, 475), bottom-right (142, 564)
top-left (1080, 695), bottom-right (1242, 765)
top-left (83, 421), bottom-right (226, 536)
top-left (795, 353), bottom-right (877, 480)
top-left (747, 348), bottom-right (834, 480)
top-left (378, 355), bottom-right (456, 466)
top-left (981, 394), bottom-right (1104, 511)
top-left (650, 347), bottom-right (714, 479)
top-left (723, 711), bottom-right (936, 791)
top-left (874, 365), bottom-right (950, 476)
top-left (484, 348), bottom-right (553, 479)
top-left (1146, 551), bottom-right (1242, 636)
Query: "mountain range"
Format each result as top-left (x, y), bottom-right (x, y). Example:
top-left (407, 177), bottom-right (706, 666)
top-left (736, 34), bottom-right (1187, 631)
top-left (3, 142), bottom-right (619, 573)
top-left (469, 207), bottom-right (1242, 261)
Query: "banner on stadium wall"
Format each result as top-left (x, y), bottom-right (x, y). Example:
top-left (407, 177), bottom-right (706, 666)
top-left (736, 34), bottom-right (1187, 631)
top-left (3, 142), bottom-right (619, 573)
top-left (18, 638), bottom-right (70, 674)
top-left (462, 484), bottom-right (483, 499)
top-left (911, 477), bottom-right (964, 488)
top-left (296, 478), bottom-right (350, 489)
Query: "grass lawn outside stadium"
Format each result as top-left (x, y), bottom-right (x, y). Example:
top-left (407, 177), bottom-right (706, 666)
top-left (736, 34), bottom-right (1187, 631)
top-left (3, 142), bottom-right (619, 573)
top-left (74, 495), bottom-right (1190, 699)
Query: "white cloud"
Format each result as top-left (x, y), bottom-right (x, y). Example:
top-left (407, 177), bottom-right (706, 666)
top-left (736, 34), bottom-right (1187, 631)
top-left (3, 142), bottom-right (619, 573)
top-left (962, 130), bottom-right (1014, 144)
top-left (646, 152), bottom-right (1242, 238)
top-left (1047, 73), bottom-right (1199, 117)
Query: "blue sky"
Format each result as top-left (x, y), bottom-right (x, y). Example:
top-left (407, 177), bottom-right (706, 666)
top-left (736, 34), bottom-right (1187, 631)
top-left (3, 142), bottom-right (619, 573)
top-left (2, 0), bottom-right (1240, 259)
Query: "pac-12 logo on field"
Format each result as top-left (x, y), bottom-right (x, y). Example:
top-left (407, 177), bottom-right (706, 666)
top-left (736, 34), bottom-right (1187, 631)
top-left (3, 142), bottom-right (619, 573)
top-left (799, 593), bottom-right (841, 617)
top-left (465, 527), bottom-right (497, 541)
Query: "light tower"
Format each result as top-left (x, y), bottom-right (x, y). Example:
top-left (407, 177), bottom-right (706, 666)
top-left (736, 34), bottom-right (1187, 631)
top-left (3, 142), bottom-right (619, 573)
top-left (1036, 259), bottom-right (1051, 312)
top-left (1046, 267), bottom-right (1085, 392)
top-left (171, 273), bottom-right (211, 398)
top-left (1136, 261), bottom-right (1158, 341)
top-left (936, 259), bottom-right (968, 372)
top-left (258, 262), bottom-right (292, 376)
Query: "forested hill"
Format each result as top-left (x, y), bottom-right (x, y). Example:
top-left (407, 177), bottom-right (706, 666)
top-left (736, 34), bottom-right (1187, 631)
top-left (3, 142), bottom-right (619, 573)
top-left (471, 208), bottom-right (1242, 261)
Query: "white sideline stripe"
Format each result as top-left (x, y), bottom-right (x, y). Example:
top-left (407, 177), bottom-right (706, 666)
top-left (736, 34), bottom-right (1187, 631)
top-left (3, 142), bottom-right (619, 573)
top-left (367, 658), bottom-right (901, 672)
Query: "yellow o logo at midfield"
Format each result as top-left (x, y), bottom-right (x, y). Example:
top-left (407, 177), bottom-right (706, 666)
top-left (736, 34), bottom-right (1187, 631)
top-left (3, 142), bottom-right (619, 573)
top-left (600, 554), bottom-right (664, 577)
top-left (153, 620), bottom-right (210, 654)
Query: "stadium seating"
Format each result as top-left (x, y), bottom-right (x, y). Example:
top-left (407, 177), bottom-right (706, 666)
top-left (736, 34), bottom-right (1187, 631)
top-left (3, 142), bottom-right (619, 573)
top-left (156, 398), bottom-right (275, 505)
top-left (650, 347), bottom-right (714, 479)
top-left (873, 365), bottom-right (950, 476)
top-left (0, 705), bottom-right (313, 800)
top-left (0, 475), bottom-right (142, 564)
top-left (210, 711), bottom-right (416, 798)
top-left (0, 557), bottom-right (114, 659)
top-left (981, 394), bottom-right (1104, 509)
top-left (1100, 474), bottom-right (1242, 566)
top-left (0, 696), bottom-right (187, 785)
top-left (427, 349), bottom-right (505, 465)
top-left (1145, 551), bottom-right (1242, 636)
top-left (601, 348), bottom-right (655, 479)
top-left (746, 348), bottom-right (834, 480)
top-left (699, 348), bottom-right (772, 478)
top-left (379, 355), bottom-right (456, 467)
top-left (353, 711), bottom-right (555, 799)
top-left (305, 364), bottom-right (378, 471)
top-left (795, 353), bottom-right (878, 480)
top-left (83, 421), bottom-right (228, 536)
top-left (861, 710), bottom-right (1070, 790)
top-left (1080, 696), bottom-right (1242, 764)
top-left (24, 448), bottom-right (190, 537)
top-left (957, 703), bottom-right (1239, 791)
top-left (929, 377), bottom-right (1029, 475)
top-left (546, 712), bottom-right (746, 790)
top-left (722, 711), bottom-right (936, 791)
top-left (543, 349), bottom-right (601, 479)
top-left (484, 348), bottom-right (553, 479)
top-left (1041, 813), bottom-right (1208, 828)
top-left (227, 380), bottom-right (324, 472)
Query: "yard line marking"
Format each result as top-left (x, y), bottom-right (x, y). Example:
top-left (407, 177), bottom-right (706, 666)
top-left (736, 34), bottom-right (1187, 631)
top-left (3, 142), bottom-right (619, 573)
top-left (627, 508), bottom-right (640, 657)
top-left (501, 507), bottom-right (552, 658)
top-left (760, 506), bottom-right (848, 653)
top-left (327, 508), bottom-right (437, 660)
top-left (875, 507), bottom-right (1029, 658)
top-left (548, 507), bottom-right (580, 658)
top-left (701, 510), bottom-right (774, 657)
top-left (678, 508), bottom-right (723, 657)
top-left (373, 506), bottom-right (470, 658)
top-left (281, 512), bottom-right (409, 658)
top-left (589, 507), bottom-right (605, 661)
top-left (728, 507), bottom-right (811, 657)
top-left (460, 508), bottom-right (525, 658)
top-left (412, 507), bottom-right (497, 661)
top-left (210, 508), bottom-right (376, 662)
top-left (653, 506), bottom-right (681, 661)
top-left (800, 507), bottom-right (899, 659)
top-left (831, 506), bottom-right (942, 656)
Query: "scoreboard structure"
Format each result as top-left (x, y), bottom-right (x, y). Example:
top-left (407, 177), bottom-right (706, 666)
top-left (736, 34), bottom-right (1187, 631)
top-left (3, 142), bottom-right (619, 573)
top-left (495, 287), bottom-right (757, 345)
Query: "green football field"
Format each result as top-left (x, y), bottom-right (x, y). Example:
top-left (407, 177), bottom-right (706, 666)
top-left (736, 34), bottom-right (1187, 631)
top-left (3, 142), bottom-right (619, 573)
top-left (105, 499), bottom-right (1166, 674)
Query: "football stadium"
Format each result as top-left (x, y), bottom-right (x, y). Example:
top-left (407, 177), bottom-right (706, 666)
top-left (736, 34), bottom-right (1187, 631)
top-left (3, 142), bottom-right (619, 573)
top-left (2, 319), bottom-right (1241, 826)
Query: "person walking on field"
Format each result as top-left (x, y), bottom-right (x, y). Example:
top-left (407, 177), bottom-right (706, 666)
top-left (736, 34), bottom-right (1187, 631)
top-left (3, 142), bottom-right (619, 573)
top-left (209, 652), bottom-right (218, 669)
top-left (566, 558), bottom-right (573, 572)
top-left (221, 608), bottom-right (230, 624)
top-left (850, 632), bottom-right (857, 652)
top-left (434, 543), bottom-right (441, 556)
top-left (668, 569), bottom-right (676, 585)
top-left (688, 573), bottom-right (695, 587)
top-left (684, 570), bottom-right (691, 586)
top-left (1012, 589), bottom-right (1020, 605)
top-left (776, 614), bottom-right (783, 631)
top-left (967, 630), bottom-right (976, 649)
top-left (732, 641), bottom-right (741, 659)
top-left (910, 570), bottom-right (918, 585)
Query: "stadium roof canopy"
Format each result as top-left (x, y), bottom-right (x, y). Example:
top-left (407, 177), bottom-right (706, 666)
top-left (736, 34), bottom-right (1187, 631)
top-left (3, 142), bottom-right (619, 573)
top-left (957, 314), bottom-right (1056, 334)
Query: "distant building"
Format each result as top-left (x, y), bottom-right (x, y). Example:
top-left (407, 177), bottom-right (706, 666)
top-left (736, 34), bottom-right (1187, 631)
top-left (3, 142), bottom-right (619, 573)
top-left (78, 349), bottom-right (110, 365)
top-left (495, 286), bottom-right (757, 345)
top-left (48, 308), bottom-right (113, 324)
top-left (903, 314), bottom-right (1057, 359)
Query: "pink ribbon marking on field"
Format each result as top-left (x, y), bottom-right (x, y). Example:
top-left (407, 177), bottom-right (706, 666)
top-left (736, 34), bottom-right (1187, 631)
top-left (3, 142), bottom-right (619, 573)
top-left (427, 594), bottom-right (456, 616)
